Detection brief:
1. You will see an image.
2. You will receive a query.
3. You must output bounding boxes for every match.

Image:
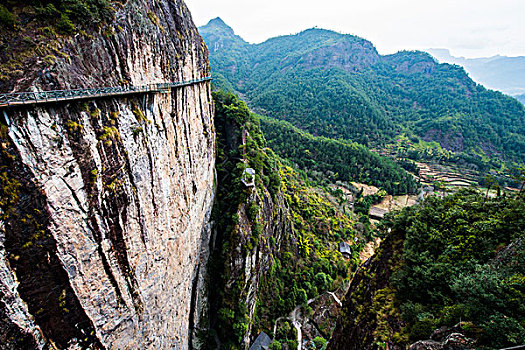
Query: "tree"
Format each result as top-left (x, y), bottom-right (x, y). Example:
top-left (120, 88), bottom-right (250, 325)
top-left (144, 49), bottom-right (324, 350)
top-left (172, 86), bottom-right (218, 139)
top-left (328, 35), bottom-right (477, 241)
top-left (511, 166), bottom-right (525, 196)
top-left (313, 336), bottom-right (327, 349)
top-left (269, 340), bottom-right (282, 350)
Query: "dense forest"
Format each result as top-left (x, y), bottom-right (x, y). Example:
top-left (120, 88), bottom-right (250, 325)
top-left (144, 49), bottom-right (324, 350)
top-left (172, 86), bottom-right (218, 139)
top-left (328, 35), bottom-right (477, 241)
top-left (330, 189), bottom-right (525, 350)
top-left (391, 190), bottom-right (525, 348)
top-left (200, 18), bottom-right (525, 171)
top-left (259, 115), bottom-right (418, 195)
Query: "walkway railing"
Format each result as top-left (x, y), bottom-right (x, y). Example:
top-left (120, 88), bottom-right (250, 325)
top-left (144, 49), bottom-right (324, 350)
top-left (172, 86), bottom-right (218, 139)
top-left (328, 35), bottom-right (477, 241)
top-left (0, 76), bottom-right (211, 108)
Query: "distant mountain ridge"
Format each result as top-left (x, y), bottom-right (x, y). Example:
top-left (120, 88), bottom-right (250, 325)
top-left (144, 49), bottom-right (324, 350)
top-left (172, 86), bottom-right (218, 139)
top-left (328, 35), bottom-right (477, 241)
top-left (516, 93), bottom-right (525, 105)
top-left (200, 18), bottom-right (525, 166)
top-left (427, 48), bottom-right (525, 97)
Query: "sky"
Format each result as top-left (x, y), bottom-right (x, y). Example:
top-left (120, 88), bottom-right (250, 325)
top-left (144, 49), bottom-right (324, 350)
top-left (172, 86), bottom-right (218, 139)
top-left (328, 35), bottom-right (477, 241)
top-left (185, 0), bottom-right (525, 58)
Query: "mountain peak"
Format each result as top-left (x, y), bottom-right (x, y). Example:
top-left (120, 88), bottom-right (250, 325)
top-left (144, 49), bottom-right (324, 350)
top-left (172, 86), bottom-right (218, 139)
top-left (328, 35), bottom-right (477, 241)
top-left (207, 17), bottom-right (227, 27)
top-left (199, 17), bottom-right (249, 52)
top-left (205, 17), bottom-right (234, 32)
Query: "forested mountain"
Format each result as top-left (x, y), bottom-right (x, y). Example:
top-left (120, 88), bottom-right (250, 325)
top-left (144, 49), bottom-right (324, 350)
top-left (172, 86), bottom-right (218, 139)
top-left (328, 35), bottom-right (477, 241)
top-left (200, 18), bottom-right (525, 167)
top-left (259, 116), bottom-right (418, 195)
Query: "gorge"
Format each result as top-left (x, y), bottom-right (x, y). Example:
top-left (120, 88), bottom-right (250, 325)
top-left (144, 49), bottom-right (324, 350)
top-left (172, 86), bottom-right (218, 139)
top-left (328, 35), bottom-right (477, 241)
top-left (0, 1), bottom-right (524, 350)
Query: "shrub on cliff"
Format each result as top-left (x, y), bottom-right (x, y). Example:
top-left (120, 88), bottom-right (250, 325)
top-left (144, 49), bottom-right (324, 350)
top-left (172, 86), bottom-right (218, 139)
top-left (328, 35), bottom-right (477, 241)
top-left (1, 0), bottom-right (114, 33)
top-left (0, 5), bottom-right (15, 29)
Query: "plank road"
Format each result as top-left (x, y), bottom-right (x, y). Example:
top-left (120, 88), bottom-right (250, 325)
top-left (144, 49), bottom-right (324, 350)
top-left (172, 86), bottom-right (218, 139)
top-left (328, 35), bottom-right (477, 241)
top-left (0, 76), bottom-right (211, 108)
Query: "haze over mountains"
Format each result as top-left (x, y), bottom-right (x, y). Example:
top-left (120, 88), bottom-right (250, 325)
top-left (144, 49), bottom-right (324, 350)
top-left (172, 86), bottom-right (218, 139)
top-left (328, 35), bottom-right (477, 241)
top-left (1, 2), bottom-right (524, 349)
top-left (200, 18), bottom-right (525, 169)
top-left (427, 48), bottom-right (525, 102)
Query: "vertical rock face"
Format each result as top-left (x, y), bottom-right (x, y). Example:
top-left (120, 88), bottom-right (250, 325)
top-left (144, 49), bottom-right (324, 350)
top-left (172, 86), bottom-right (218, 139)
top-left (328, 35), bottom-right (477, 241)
top-left (224, 187), bottom-right (290, 347)
top-left (207, 94), bottom-right (291, 349)
top-left (0, 1), bottom-right (214, 349)
top-left (327, 229), bottom-right (405, 350)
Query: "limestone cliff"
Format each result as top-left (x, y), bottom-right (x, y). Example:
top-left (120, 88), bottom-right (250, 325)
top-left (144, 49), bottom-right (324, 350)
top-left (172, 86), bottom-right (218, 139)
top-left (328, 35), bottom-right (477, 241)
top-left (0, 0), bottom-right (214, 349)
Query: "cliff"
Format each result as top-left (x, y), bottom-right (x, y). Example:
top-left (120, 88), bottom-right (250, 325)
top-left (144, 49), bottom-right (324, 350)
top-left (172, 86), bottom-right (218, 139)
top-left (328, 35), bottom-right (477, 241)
top-left (204, 91), bottom-right (289, 348)
top-left (207, 91), bottom-right (357, 349)
top-left (327, 225), bottom-right (405, 350)
top-left (0, 0), bottom-right (214, 349)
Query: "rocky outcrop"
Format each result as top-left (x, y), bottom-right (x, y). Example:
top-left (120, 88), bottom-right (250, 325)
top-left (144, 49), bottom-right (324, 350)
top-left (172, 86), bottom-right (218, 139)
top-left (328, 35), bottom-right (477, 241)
top-left (0, 0), bottom-right (214, 349)
top-left (327, 228), bottom-right (405, 350)
top-left (225, 186), bottom-right (290, 346)
top-left (384, 51), bottom-right (437, 75)
top-left (294, 32), bottom-right (380, 72)
top-left (407, 323), bottom-right (476, 350)
top-left (409, 333), bottom-right (475, 350)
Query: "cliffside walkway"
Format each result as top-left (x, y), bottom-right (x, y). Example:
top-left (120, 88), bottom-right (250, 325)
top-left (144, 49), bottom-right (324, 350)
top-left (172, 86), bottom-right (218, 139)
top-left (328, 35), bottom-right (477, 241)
top-left (0, 76), bottom-right (211, 108)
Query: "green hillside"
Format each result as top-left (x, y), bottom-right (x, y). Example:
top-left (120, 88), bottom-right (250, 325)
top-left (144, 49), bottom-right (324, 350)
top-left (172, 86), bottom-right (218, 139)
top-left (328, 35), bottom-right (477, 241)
top-left (200, 18), bottom-right (525, 169)
top-left (329, 189), bottom-right (525, 350)
top-left (259, 116), bottom-right (418, 195)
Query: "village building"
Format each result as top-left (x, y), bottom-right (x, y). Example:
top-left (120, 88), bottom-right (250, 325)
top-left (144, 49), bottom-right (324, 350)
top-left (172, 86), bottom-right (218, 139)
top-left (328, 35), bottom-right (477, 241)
top-left (338, 241), bottom-right (352, 259)
top-left (249, 332), bottom-right (272, 350)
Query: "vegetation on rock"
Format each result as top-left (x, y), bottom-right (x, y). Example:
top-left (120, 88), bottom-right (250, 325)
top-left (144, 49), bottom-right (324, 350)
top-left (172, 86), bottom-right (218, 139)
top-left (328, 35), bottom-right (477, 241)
top-left (0, 0), bottom-right (118, 88)
top-left (391, 189), bottom-right (525, 348)
top-left (330, 189), bottom-right (525, 350)
top-left (200, 19), bottom-right (525, 178)
top-left (0, 0), bottom-right (115, 32)
top-left (208, 90), bottom-right (361, 349)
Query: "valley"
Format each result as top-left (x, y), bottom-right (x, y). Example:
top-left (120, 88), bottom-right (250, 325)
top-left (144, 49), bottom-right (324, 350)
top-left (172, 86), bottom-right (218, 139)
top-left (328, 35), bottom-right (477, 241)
top-left (200, 18), bottom-right (525, 188)
top-left (0, 1), bottom-right (523, 350)
top-left (200, 17), bottom-right (524, 350)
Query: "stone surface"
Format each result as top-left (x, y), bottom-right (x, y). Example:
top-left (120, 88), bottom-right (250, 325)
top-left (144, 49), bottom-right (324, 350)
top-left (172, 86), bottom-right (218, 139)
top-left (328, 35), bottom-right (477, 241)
top-left (409, 333), bottom-right (475, 350)
top-left (409, 340), bottom-right (444, 350)
top-left (0, 0), bottom-right (214, 349)
top-left (0, 228), bottom-right (45, 349)
top-left (227, 186), bottom-right (290, 346)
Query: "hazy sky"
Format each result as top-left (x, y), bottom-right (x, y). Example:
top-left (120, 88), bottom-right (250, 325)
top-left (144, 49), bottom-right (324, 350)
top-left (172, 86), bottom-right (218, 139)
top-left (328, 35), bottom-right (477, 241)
top-left (185, 0), bottom-right (525, 58)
